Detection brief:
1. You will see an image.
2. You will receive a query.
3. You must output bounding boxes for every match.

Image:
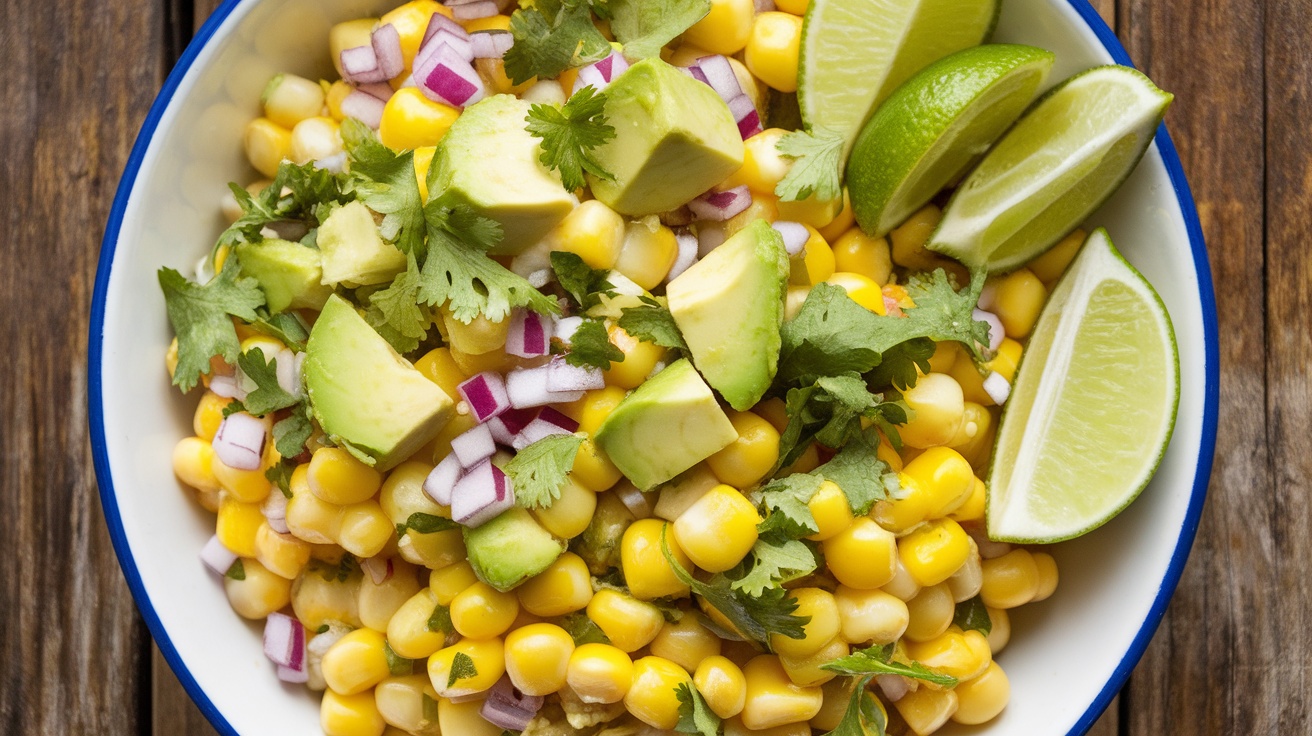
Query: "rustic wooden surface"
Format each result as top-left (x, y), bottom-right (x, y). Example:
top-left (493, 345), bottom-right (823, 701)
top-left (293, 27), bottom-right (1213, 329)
top-left (0, 0), bottom-right (1290, 734)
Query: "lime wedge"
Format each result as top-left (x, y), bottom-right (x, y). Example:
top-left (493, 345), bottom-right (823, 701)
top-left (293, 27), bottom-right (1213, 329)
top-left (847, 44), bottom-right (1055, 237)
top-left (797, 0), bottom-right (1000, 154)
top-left (929, 66), bottom-right (1173, 273)
top-left (986, 229), bottom-right (1179, 543)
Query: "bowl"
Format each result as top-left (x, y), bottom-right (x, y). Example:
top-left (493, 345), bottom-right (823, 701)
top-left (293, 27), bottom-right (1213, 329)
top-left (90, 0), bottom-right (1219, 733)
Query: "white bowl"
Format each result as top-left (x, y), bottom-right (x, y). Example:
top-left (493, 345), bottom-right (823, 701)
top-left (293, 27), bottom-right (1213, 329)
top-left (90, 1), bottom-right (1219, 734)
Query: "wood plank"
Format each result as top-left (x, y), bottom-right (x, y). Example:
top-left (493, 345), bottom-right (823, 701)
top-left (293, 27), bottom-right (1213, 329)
top-left (153, 646), bottom-right (220, 736)
top-left (1117, 0), bottom-right (1270, 733)
top-left (0, 0), bottom-right (169, 732)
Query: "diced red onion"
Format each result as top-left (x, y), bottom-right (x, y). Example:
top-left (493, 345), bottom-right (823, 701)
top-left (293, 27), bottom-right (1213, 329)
top-left (480, 676), bottom-right (544, 731)
top-left (361, 556), bottom-right (394, 586)
top-left (263, 612), bottom-right (306, 669)
top-left (458, 371), bottom-right (511, 422)
top-left (692, 55), bottom-right (743, 101)
top-left (422, 12), bottom-right (468, 46)
top-left (277, 664), bottom-right (309, 683)
top-left (451, 423), bottom-right (497, 467)
top-left (451, 0), bottom-right (498, 19)
top-left (356, 81), bottom-right (395, 102)
top-left (771, 221), bottom-right (809, 257)
top-left (983, 371), bottom-right (1011, 405)
top-left (973, 308), bottom-right (1005, 353)
top-left (372, 23), bottom-right (405, 79)
top-left (685, 64), bottom-right (709, 85)
top-left (666, 231), bottom-right (700, 282)
top-left (415, 43), bottom-right (485, 108)
top-left (506, 309), bottom-right (553, 358)
top-left (471, 30), bottom-right (514, 59)
top-left (725, 94), bottom-right (761, 139)
top-left (537, 406), bottom-right (579, 433)
top-left (213, 412), bottom-right (266, 471)
top-left (451, 459), bottom-right (515, 528)
top-left (553, 316), bottom-right (583, 343)
top-left (978, 281), bottom-right (998, 310)
top-left (424, 453), bottom-right (463, 506)
top-left (262, 490), bottom-right (289, 534)
top-left (697, 225), bottom-right (726, 256)
top-left (341, 90), bottom-right (387, 129)
top-left (199, 535), bottom-right (238, 576)
top-left (208, 373), bottom-right (244, 400)
top-left (512, 407), bottom-right (580, 450)
top-left (307, 625), bottom-right (349, 691)
top-left (315, 152), bottom-right (348, 173)
top-left (963, 522), bottom-right (1013, 559)
top-left (573, 50), bottom-right (630, 94)
top-left (612, 480), bottom-right (653, 519)
top-left (689, 185), bottom-right (752, 221)
top-left (418, 27), bottom-right (475, 67)
top-left (506, 366), bottom-right (584, 409)
top-left (488, 407), bottom-right (538, 445)
top-left (877, 674), bottom-right (911, 702)
top-left (545, 357), bottom-right (606, 392)
top-left (527, 269), bottom-right (552, 288)
top-left (274, 347), bottom-right (302, 399)
top-left (755, 0), bottom-right (776, 10)
top-left (340, 45), bottom-right (388, 84)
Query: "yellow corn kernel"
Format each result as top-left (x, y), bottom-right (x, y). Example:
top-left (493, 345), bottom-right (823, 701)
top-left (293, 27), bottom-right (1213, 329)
top-left (816, 189), bottom-right (856, 242)
top-left (573, 438), bottom-right (624, 492)
top-left (810, 677), bottom-right (861, 732)
top-left (985, 606), bottom-right (1010, 654)
top-left (413, 146), bottom-right (436, 201)
top-left (625, 656), bottom-right (692, 729)
top-left (745, 12), bottom-right (802, 93)
top-left (255, 523), bottom-right (312, 579)
top-left (694, 655), bottom-right (747, 719)
top-left (769, 588), bottom-right (841, 660)
top-left (588, 589), bottom-right (666, 653)
top-left (292, 567), bottom-right (362, 630)
top-left (244, 117), bottom-right (292, 178)
top-left (652, 614), bottom-right (723, 673)
top-left (785, 286), bottom-right (810, 321)
top-left (616, 217), bottom-right (678, 290)
top-left (927, 342), bottom-right (960, 376)
top-left (359, 559), bottom-right (422, 631)
top-left (682, 0), bottom-right (754, 54)
top-left (309, 447), bottom-right (383, 506)
top-left (775, 0), bottom-right (810, 14)
top-left (516, 551), bottom-right (594, 616)
top-left (449, 581), bottom-right (519, 639)
top-left (217, 496), bottom-right (265, 558)
top-left (912, 446), bottom-right (977, 520)
top-left (878, 435), bottom-right (904, 473)
top-left (900, 373), bottom-right (966, 449)
top-left (192, 392), bottom-right (227, 441)
top-left (707, 411), bottom-right (781, 489)
top-left (428, 638), bottom-right (505, 697)
top-left (440, 307), bottom-right (511, 356)
top-left (532, 478), bottom-right (597, 539)
top-left (673, 484), bottom-right (761, 573)
top-left (379, 88), bottom-right (459, 151)
top-left (946, 543), bottom-right (983, 603)
top-left (835, 586), bottom-right (909, 645)
top-left (567, 643), bottom-right (635, 704)
top-left (622, 519), bottom-right (692, 599)
top-left (889, 204), bottom-right (946, 272)
top-left (825, 272), bottom-right (887, 314)
top-left (462, 13), bottom-right (510, 33)
top-left (377, 461), bottom-right (460, 566)
top-left (338, 501), bottom-right (396, 559)
top-left (947, 350), bottom-right (993, 407)
top-left (374, 674), bottom-right (440, 734)
top-left (330, 18), bottom-right (382, 78)
top-left (213, 456), bottom-right (273, 506)
top-left (287, 479), bottom-right (342, 545)
top-left (262, 73), bottom-right (326, 129)
top-left (725, 128), bottom-right (790, 195)
top-left (604, 324), bottom-right (666, 390)
top-left (904, 583), bottom-right (955, 643)
top-left (173, 437), bottom-right (221, 493)
top-left (380, 1), bottom-right (447, 69)
top-left (412, 347), bottom-right (467, 397)
top-left (1028, 229), bottom-right (1086, 285)
top-left (985, 337), bottom-right (1023, 383)
top-left (805, 480), bottom-right (854, 542)
top-left (547, 199), bottom-right (627, 271)
top-left (572, 386), bottom-right (628, 435)
top-left (899, 519), bottom-right (971, 587)
top-left (290, 116), bottom-right (342, 165)
top-left (722, 194), bottom-right (781, 238)
top-left (952, 660), bottom-right (1010, 725)
top-left (436, 698), bottom-right (501, 736)
top-left (401, 527), bottom-right (464, 570)
top-left (740, 655), bottom-right (823, 730)
top-left (831, 229), bottom-right (893, 285)
top-left (1031, 551), bottom-right (1059, 602)
top-left (780, 636), bottom-right (847, 688)
top-left (948, 401), bottom-right (993, 461)
top-left (504, 623), bottom-right (575, 696)
top-left (823, 517), bottom-right (897, 590)
top-left (429, 561), bottom-right (478, 605)
top-left (322, 628), bottom-right (391, 695)
top-left (387, 588), bottom-right (446, 660)
top-left (224, 558), bottom-right (292, 619)
top-left (321, 688), bottom-right (386, 736)
top-left (895, 685), bottom-right (958, 736)
top-left (905, 627), bottom-right (991, 683)
top-left (993, 268), bottom-right (1047, 339)
top-left (326, 81), bottom-right (352, 121)
top-left (980, 549), bottom-right (1040, 609)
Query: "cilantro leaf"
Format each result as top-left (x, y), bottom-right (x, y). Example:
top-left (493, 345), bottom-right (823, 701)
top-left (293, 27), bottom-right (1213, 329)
top-left (814, 428), bottom-right (896, 516)
top-left (822, 643), bottom-right (959, 688)
top-left (235, 348), bottom-right (300, 416)
top-left (731, 536), bottom-right (817, 597)
top-left (773, 374), bottom-right (903, 471)
top-left (447, 652), bottom-right (479, 688)
top-left (159, 258), bottom-right (266, 392)
top-left (560, 611), bottom-right (611, 645)
top-left (618, 300), bottom-right (688, 351)
top-left (822, 676), bottom-right (888, 736)
top-left (249, 311), bottom-right (309, 349)
top-left (321, 554), bottom-right (359, 582)
top-left (565, 318), bottom-right (624, 370)
top-left (503, 1), bottom-right (612, 85)
top-left (216, 162), bottom-right (349, 250)
top-left (526, 85), bottom-right (617, 191)
top-left (402, 512), bottom-right (460, 536)
top-left (953, 596), bottom-right (993, 636)
top-left (272, 403), bottom-right (314, 459)
top-left (427, 604), bottom-right (454, 634)
top-left (551, 251), bottom-right (616, 311)
top-left (756, 473), bottom-right (823, 537)
top-left (341, 118), bottom-right (427, 254)
top-left (674, 681), bottom-right (721, 736)
top-left (384, 641), bottom-right (416, 677)
top-left (266, 461), bottom-right (295, 498)
top-left (775, 126), bottom-right (845, 203)
top-left (609, 0), bottom-right (711, 59)
top-left (225, 559), bottom-right (245, 580)
top-left (504, 433), bottom-right (587, 508)
top-left (367, 255), bottom-right (431, 350)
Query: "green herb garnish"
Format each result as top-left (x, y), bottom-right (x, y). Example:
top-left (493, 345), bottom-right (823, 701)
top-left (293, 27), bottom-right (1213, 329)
top-left (526, 85), bottom-right (616, 191)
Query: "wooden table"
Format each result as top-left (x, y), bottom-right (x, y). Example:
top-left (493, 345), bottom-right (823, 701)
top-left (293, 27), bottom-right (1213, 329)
top-left (0, 0), bottom-right (1292, 733)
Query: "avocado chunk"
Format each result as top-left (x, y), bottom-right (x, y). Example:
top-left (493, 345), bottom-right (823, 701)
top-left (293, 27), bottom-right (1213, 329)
top-left (428, 95), bottom-right (578, 254)
top-left (666, 220), bottom-right (788, 410)
top-left (594, 359), bottom-right (739, 489)
top-left (237, 239), bottom-right (333, 313)
top-left (463, 507), bottom-right (566, 592)
top-left (304, 295), bottom-right (455, 471)
top-left (588, 59), bottom-right (745, 216)
top-left (317, 200), bottom-right (407, 287)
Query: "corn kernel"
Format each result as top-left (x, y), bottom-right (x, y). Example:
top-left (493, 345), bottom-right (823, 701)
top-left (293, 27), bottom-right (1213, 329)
top-left (262, 73), bottom-right (326, 129)
top-left (173, 437), bottom-right (221, 493)
top-left (616, 217), bottom-right (678, 290)
top-left (993, 268), bottom-right (1047, 339)
top-left (244, 118), bottom-right (292, 178)
top-left (894, 685), bottom-right (958, 736)
top-left (192, 392), bottom-right (227, 441)
top-left (904, 583), bottom-right (955, 642)
top-left (587, 589), bottom-right (666, 653)
top-left (881, 557), bottom-right (922, 602)
top-left (985, 337), bottom-right (1024, 383)
top-left (1031, 551), bottom-right (1059, 602)
top-left (217, 496), bottom-right (265, 558)
top-left (622, 519), bottom-right (692, 599)
top-left (379, 88), bottom-right (460, 151)
top-left (323, 628), bottom-right (391, 695)
top-left (775, 0), bottom-right (810, 14)
top-left (724, 128), bottom-right (790, 195)
top-left (835, 586), bottom-right (909, 645)
top-left (290, 116), bottom-right (343, 165)
top-left (952, 660), bottom-right (1010, 725)
top-left (706, 411), bottom-right (780, 489)
top-left (505, 623), bottom-right (575, 696)
top-left (899, 518), bottom-right (971, 587)
top-left (806, 480), bottom-right (854, 542)
top-left (338, 501), bottom-right (395, 559)
top-left (980, 549), bottom-right (1040, 609)
top-left (374, 674), bottom-right (440, 734)
top-left (768, 588), bottom-right (841, 660)
top-left (905, 627), bottom-right (991, 683)
top-left (547, 200), bottom-right (627, 270)
top-left (387, 588), bottom-right (446, 660)
top-left (745, 12), bottom-right (802, 92)
top-left (781, 636), bottom-right (848, 689)
top-left (574, 438), bottom-right (624, 492)
top-left (831, 229), bottom-right (893, 285)
top-left (825, 272), bottom-right (887, 314)
top-left (625, 656), bottom-right (692, 729)
top-left (213, 449), bottom-right (273, 504)
top-left (695, 655), bottom-right (747, 719)
top-left (326, 81), bottom-right (352, 122)
top-left (448, 581), bottom-right (519, 639)
top-left (309, 447), bottom-right (383, 505)
top-left (1028, 229), bottom-right (1086, 285)
top-left (331, 18), bottom-right (381, 78)
top-left (255, 523), bottom-right (312, 579)
top-left (652, 614), bottom-right (723, 673)
top-left (532, 479), bottom-right (596, 539)
top-left (321, 688), bottom-right (386, 736)
top-left (816, 189), bottom-right (856, 242)
top-left (986, 606), bottom-right (1010, 654)
top-left (224, 558), bottom-right (291, 619)
top-left (946, 543), bottom-right (983, 603)
top-left (292, 567), bottom-right (363, 631)
top-left (810, 677), bottom-right (859, 732)
top-left (890, 204), bottom-right (946, 272)
top-left (428, 638), bottom-right (505, 697)
top-left (604, 324), bottom-right (666, 390)
top-left (429, 561), bottom-right (478, 605)
top-left (516, 551), bottom-right (594, 616)
top-left (380, 1), bottom-right (448, 69)
top-left (440, 307), bottom-right (511, 356)
top-left (823, 517), bottom-right (897, 589)
top-left (672, 485), bottom-right (760, 573)
top-left (567, 643), bottom-right (635, 704)
top-left (740, 655), bottom-right (823, 730)
top-left (682, 0), bottom-right (754, 55)
top-left (901, 373), bottom-right (966, 449)
top-left (358, 559), bottom-right (422, 631)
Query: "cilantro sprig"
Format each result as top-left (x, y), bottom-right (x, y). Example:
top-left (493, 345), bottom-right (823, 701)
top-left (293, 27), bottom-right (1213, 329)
top-left (159, 258), bottom-right (266, 392)
top-left (608, 0), bottom-right (712, 59)
top-left (526, 85), bottom-right (617, 191)
top-left (564, 318), bottom-right (624, 369)
top-left (551, 251), bottom-right (616, 311)
top-left (342, 119), bottom-right (426, 255)
top-left (503, 433), bottom-right (586, 509)
top-left (674, 681), bottom-right (721, 736)
top-left (504, 0), bottom-right (612, 85)
top-left (822, 677), bottom-right (888, 736)
top-left (216, 161), bottom-right (349, 251)
top-left (618, 298), bottom-right (688, 351)
top-left (822, 642), bottom-right (959, 688)
top-left (447, 652), bottom-right (479, 688)
top-left (774, 126), bottom-right (845, 203)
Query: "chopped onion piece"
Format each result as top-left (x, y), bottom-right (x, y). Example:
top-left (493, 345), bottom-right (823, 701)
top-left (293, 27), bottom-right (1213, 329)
top-left (877, 674), bottom-right (911, 702)
top-left (471, 30), bottom-right (514, 59)
top-left (415, 44), bottom-right (485, 108)
top-left (506, 309), bottom-right (553, 358)
top-left (273, 347), bottom-right (302, 399)
top-left (423, 453), bottom-right (463, 506)
top-left (553, 315), bottom-right (583, 343)
top-left (506, 366), bottom-right (584, 409)
top-left (689, 185), bottom-right (752, 221)
top-left (480, 676), bottom-right (544, 731)
top-left (973, 308), bottom-right (1005, 353)
top-left (340, 90), bottom-right (386, 129)
top-left (306, 624), bottom-right (349, 691)
top-left (512, 407), bottom-right (580, 450)
top-left (697, 225), bottom-right (726, 256)
top-left (356, 81), bottom-right (395, 101)
top-left (451, 459), bottom-right (515, 528)
top-left (361, 556), bottom-right (394, 585)
top-left (459, 372), bottom-right (511, 422)
top-left (208, 373), bottom-right (243, 400)
top-left (573, 50), bottom-right (631, 94)
top-left (340, 45), bottom-right (387, 84)
top-left (612, 480), bottom-right (654, 519)
top-left (199, 535), bottom-right (238, 576)
top-left (692, 55), bottom-right (742, 101)
top-left (315, 151), bottom-right (348, 173)
top-left (771, 221), bottom-right (809, 256)
top-left (527, 268), bottom-right (552, 288)
top-left (263, 612), bottom-right (306, 669)
top-left (666, 231), bottom-right (699, 282)
top-left (262, 489), bottom-right (289, 534)
top-left (422, 12), bottom-right (468, 45)
top-left (488, 407), bottom-right (538, 446)
top-left (545, 357), bottom-right (606, 392)
top-left (213, 412), bottom-right (266, 471)
top-left (452, 0), bottom-right (498, 20)
top-left (726, 94), bottom-right (762, 139)
top-left (277, 664), bottom-right (309, 684)
top-left (372, 23), bottom-right (405, 79)
top-left (418, 26), bottom-right (475, 66)
top-left (451, 424), bottom-right (497, 467)
top-left (982, 371), bottom-right (1011, 405)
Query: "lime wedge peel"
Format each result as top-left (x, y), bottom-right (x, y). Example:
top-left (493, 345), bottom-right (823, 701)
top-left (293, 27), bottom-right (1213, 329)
top-left (929, 65), bottom-right (1173, 273)
top-left (986, 228), bottom-right (1180, 543)
top-left (797, 0), bottom-right (1001, 155)
top-left (847, 44), bottom-right (1056, 238)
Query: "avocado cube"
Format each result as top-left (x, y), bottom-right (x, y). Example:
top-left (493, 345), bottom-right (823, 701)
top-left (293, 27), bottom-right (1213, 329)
top-left (588, 58), bottom-right (745, 216)
top-left (304, 295), bottom-right (455, 471)
top-left (236, 239), bottom-right (333, 314)
top-left (594, 359), bottom-right (739, 489)
top-left (667, 220), bottom-right (788, 410)
top-left (428, 95), bottom-right (578, 254)
top-left (463, 507), bottom-right (566, 592)
top-left (317, 200), bottom-right (407, 287)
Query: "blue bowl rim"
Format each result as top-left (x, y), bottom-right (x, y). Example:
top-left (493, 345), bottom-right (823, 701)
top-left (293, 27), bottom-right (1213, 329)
top-left (87, 1), bottom-right (1220, 734)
